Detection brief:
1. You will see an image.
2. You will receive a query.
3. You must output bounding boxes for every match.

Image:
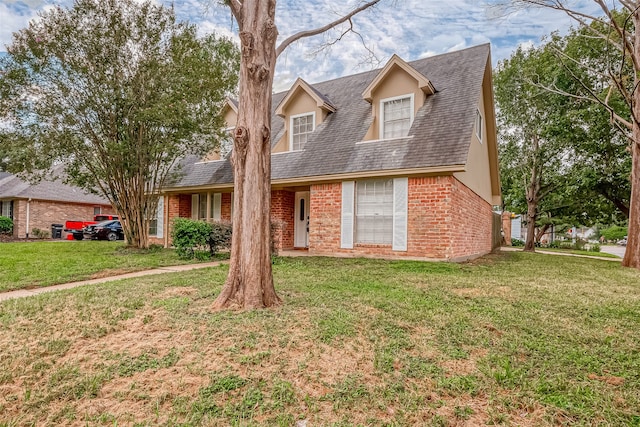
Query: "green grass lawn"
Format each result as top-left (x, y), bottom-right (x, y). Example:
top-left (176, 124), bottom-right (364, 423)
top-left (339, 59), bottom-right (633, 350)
top-left (0, 241), bottom-right (216, 292)
top-left (1, 252), bottom-right (639, 426)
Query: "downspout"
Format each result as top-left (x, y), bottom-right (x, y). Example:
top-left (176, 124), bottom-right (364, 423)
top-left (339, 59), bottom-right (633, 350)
top-left (25, 198), bottom-right (31, 239)
top-left (164, 195), bottom-right (169, 249)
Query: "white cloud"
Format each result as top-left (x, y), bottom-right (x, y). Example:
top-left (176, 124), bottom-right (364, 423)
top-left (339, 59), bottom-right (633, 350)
top-left (0, 0), bottom-right (606, 90)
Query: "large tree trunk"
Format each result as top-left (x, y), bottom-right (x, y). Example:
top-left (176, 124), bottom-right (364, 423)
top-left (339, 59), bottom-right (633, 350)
top-left (213, 0), bottom-right (281, 309)
top-left (623, 139), bottom-right (640, 268)
top-left (622, 12), bottom-right (640, 269)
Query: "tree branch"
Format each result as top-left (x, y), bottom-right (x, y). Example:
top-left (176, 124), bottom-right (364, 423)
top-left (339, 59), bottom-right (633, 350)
top-left (276, 0), bottom-right (381, 58)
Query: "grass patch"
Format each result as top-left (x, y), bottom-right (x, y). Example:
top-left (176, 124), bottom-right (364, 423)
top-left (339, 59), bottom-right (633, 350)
top-left (0, 241), bottom-right (221, 292)
top-left (0, 253), bottom-right (639, 425)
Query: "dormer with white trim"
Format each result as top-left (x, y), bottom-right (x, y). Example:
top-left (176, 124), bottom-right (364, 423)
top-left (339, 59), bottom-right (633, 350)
top-left (361, 54), bottom-right (436, 141)
top-left (273, 78), bottom-right (336, 153)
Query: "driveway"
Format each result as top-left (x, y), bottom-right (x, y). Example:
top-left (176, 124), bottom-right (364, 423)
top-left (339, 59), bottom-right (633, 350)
top-left (600, 245), bottom-right (626, 258)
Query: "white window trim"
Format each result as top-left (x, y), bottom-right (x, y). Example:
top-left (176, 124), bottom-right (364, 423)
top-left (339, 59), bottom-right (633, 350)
top-left (289, 111), bottom-right (316, 151)
top-left (475, 108), bottom-right (483, 143)
top-left (379, 93), bottom-right (414, 140)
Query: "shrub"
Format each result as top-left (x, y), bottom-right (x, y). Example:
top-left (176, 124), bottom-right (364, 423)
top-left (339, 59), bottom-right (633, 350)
top-left (573, 238), bottom-right (586, 251)
top-left (171, 218), bottom-right (213, 259)
top-left (208, 221), bottom-right (232, 257)
top-left (171, 218), bottom-right (232, 259)
top-left (588, 243), bottom-right (601, 253)
top-left (511, 238), bottom-right (524, 247)
top-left (600, 225), bottom-right (628, 242)
top-left (0, 216), bottom-right (12, 234)
top-left (31, 228), bottom-right (50, 239)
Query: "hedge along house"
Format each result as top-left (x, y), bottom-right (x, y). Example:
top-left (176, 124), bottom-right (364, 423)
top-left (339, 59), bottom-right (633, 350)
top-left (155, 44), bottom-right (502, 261)
top-left (0, 171), bottom-right (115, 238)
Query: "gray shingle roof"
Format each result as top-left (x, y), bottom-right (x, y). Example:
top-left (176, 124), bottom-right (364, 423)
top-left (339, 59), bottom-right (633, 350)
top-left (0, 172), bottom-right (110, 204)
top-left (167, 44), bottom-right (490, 189)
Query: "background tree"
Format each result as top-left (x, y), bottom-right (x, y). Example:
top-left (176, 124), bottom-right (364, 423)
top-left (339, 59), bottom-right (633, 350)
top-left (213, 0), bottom-right (381, 310)
top-left (0, 0), bottom-right (240, 248)
top-left (495, 44), bottom-right (575, 251)
top-left (511, 0), bottom-right (640, 269)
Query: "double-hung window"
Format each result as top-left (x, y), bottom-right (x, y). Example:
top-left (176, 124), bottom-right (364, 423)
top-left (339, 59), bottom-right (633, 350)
top-left (381, 94), bottom-right (414, 139)
top-left (148, 197), bottom-right (164, 238)
top-left (1, 200), bottom-right (13, 219)
top-left (355, 179), bottom-right (394, 244)
top-left (290, 113), bottom-right (315, 151)
top-left (192, 193), bottom-right (222, 222)
top-left (341, 178), bottom-right (408, 251)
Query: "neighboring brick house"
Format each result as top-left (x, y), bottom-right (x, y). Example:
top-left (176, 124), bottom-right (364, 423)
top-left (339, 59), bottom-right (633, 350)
top-left (156, 44), bottom-right (502, 261)
top-left (0, 171), bottom-right (115, 238)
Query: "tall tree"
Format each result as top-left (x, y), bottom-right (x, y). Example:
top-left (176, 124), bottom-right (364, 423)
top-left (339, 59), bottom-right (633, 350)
top-left (495, 44), bottom-right (574, 251)
top-left (213, 0), bottom-right (381, 310)
top-left (512, 0), bottom-right (640, 268)
top-left (0, 0), bottom-right (240, 248)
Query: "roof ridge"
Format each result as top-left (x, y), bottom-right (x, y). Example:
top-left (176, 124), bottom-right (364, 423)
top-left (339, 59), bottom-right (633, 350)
top-left (273, 43), bottom-right (490, 96)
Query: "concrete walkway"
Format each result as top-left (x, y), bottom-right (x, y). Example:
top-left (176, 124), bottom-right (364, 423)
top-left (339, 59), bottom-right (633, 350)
top-left (500, 246), bottom-right (622, 262)
top-left (0, 261), bottom-right (225, 302)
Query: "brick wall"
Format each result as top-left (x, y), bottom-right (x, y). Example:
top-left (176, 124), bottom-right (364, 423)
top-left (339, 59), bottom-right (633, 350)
top-left (272, 190), bottom-right (295, 250)
top-left (309, 183), bottom-right (342, 253)
top-left (448, 178), bottom-right (493, 260)
top-left (12, 199), bottom-right (114, 239)
top-left (309, 176), bottom-right (493, 260)
top-left (221, 193), bottom-right (232, 221)
top-left (165, 194), bottom-right (192, 241)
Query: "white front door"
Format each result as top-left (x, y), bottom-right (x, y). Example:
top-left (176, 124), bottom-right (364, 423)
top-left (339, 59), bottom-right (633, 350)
top-left (294, 191), bottom-right (310, 248)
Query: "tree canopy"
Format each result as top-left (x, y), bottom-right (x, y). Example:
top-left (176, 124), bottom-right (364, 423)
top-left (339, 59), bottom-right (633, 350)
top-left (496, 21), bottom-right (632, 248)
top-left (0, 0), bottom-right (240, 248)
top-left (510, 0), bottom-right (640, 269)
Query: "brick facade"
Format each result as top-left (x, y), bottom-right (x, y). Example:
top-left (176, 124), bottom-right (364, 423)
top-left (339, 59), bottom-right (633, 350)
top-left (11, 199), bottom-right (114, 239)
top-left (271, 190), bottom-right (295, 250)
top-left (309, 183), bottom-right (342, 253)
top-left (448, 178), bottom-right (493, 259)
top-left (221, 193), bottom-right (232, 221)
top-left (164, 177), bottom-right (493, 260)
top-left (310, 176), bottom-right (493, 260)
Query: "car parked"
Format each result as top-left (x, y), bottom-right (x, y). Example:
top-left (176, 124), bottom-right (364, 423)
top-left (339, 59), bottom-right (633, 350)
top-left (84, 220), bottom-right (124, 241)
top-left (618, 236), bottom-right (628, 246)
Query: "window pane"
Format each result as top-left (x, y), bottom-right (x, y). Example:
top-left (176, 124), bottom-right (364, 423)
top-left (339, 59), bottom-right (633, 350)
top-left (198, 193), bottom-right (207, 220)
top-left (383, 97), bottom-right (412, 139)
top-left (292, 114), bottom-right (314, 150)
top-left (149, 219), bottom-right (157, 236)
top-left (355, 179), bottom-right (393, 244)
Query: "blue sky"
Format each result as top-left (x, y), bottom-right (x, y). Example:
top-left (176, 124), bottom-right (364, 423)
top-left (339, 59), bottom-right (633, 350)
top-left (0, 0), bottom-right (603, 92)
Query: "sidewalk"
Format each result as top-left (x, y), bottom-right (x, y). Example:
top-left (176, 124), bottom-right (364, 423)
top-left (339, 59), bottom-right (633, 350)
top-left (500, 246), bottom-right (622, 262)
top-left (0, 261), bottom-right (225, 302)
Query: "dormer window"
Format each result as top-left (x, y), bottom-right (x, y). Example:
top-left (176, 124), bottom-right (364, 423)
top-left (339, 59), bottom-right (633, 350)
top-left (220, 127), bottom-right (234, 158)
top-left (381, 94), bottom-right (414, 139)
top-left (290, 112), bottom-right (315, 151)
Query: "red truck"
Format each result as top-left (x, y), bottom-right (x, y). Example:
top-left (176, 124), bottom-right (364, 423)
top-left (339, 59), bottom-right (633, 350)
top-left (64, 214), bottom-right (119, 240)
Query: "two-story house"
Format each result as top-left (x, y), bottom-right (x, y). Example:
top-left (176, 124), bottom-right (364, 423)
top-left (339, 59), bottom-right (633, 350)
top-left (153, 44), bottom-right (501, 261)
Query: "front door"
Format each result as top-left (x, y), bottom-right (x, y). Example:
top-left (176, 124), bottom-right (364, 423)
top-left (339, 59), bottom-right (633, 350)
top-left (294, 191), bottom-right (310, 248)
